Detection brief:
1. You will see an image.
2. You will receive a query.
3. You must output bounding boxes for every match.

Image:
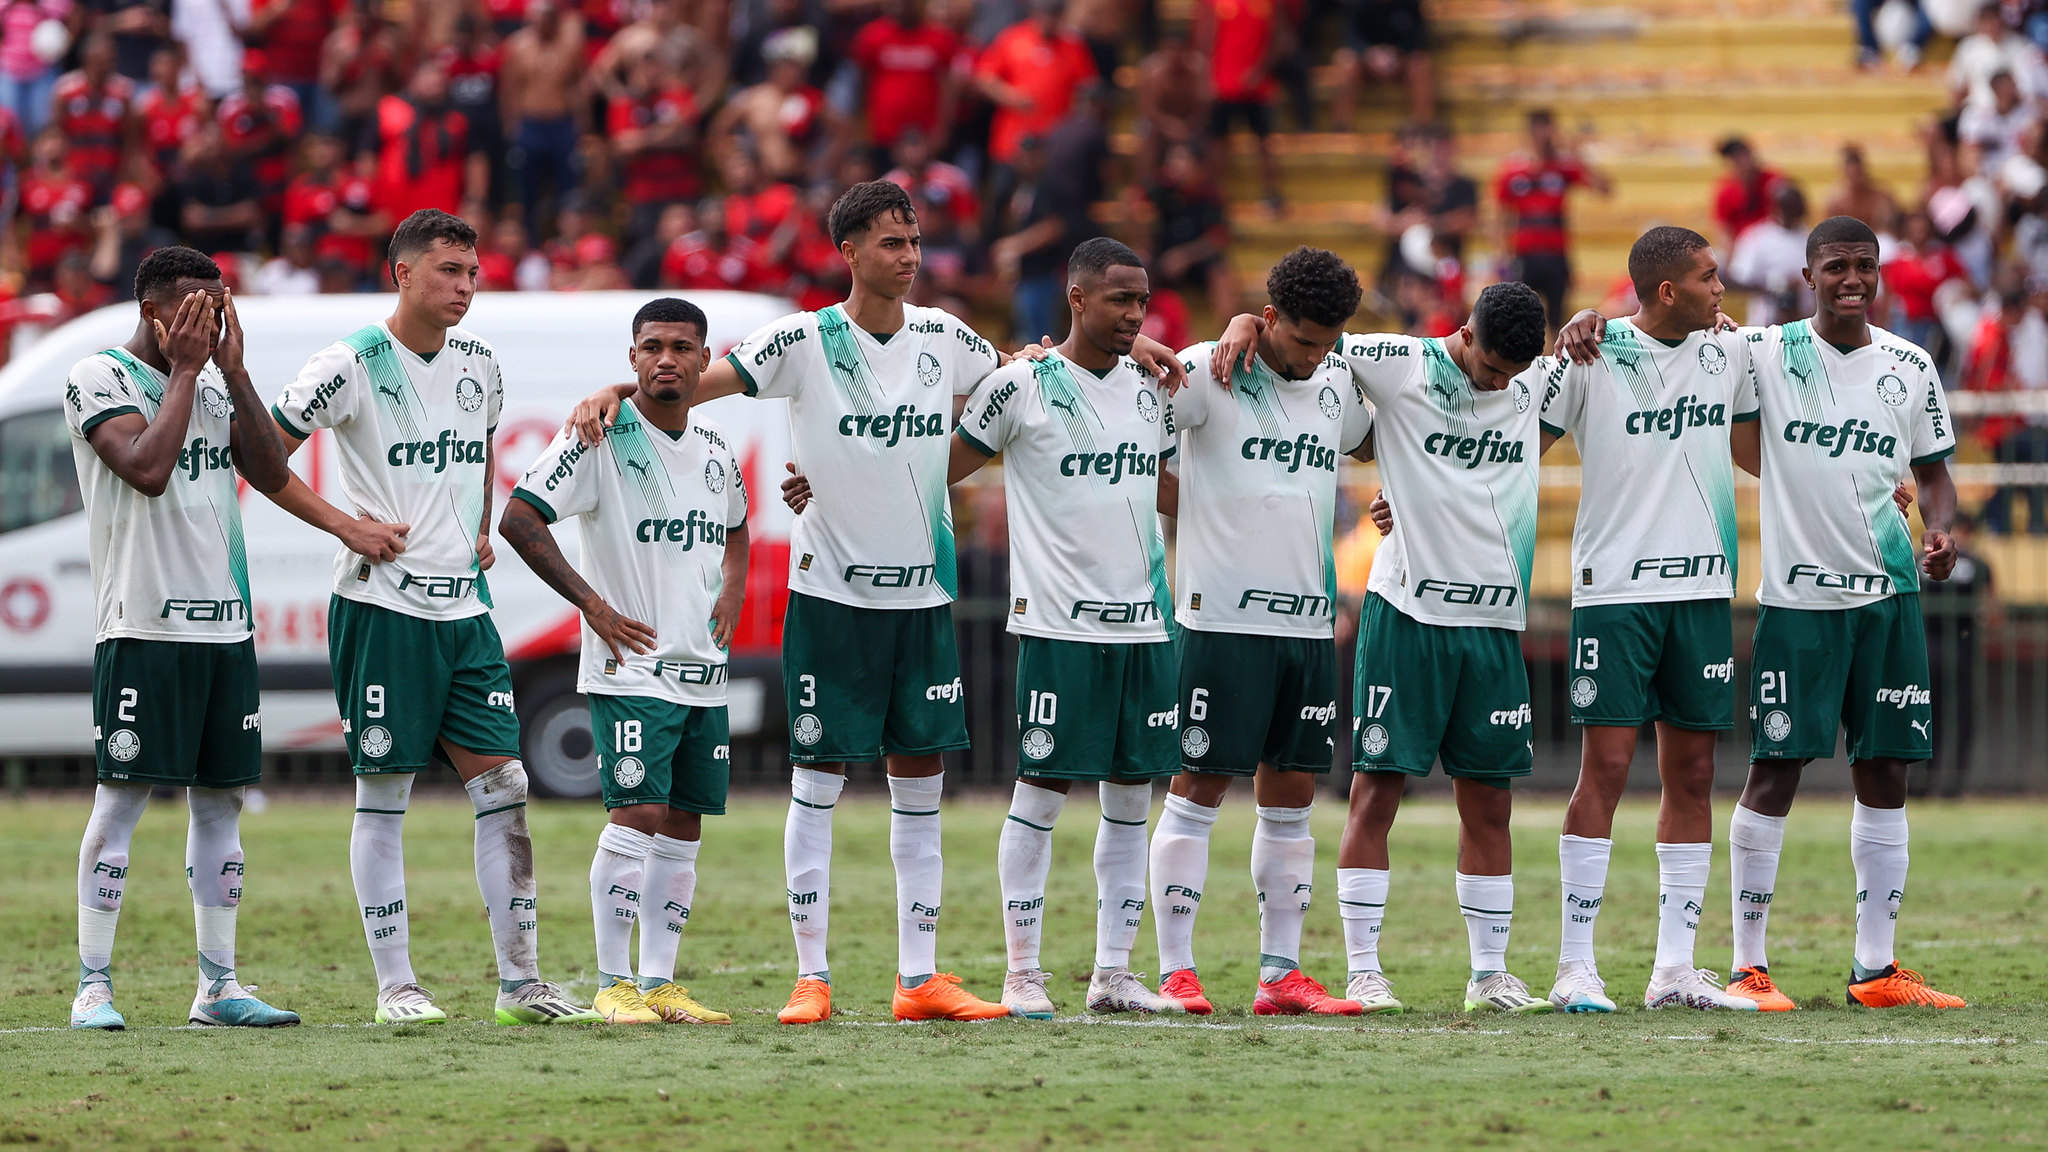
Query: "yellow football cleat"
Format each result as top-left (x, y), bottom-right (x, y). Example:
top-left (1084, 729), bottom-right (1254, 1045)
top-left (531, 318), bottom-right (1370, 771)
top-left (642, 982), bottom-right (732, 1024)
top-left (592, 979), bottom-right (663, 1024)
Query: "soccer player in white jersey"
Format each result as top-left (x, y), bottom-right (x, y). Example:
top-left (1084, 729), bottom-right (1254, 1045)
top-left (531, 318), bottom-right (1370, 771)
top-left (954, 238), bottom-right (1182, 1018)
top-left (1148, 247), bottom-right (1376, 1017)
top-left (64, 248), bottom-right (298, 1029)
top-left (267, 210), bottom-right (597, 1025)
top-left (565, 181), bottom-right (1189, 1023)
top-left (502, 299), bottom-right (748, 1026)
top-left (1724, 216), bottom-right (1966, 1009)
top-left (1525, 226), bottom-right (1764, 1013)
top-left (1222, 283), bottom-right (1553, 1012)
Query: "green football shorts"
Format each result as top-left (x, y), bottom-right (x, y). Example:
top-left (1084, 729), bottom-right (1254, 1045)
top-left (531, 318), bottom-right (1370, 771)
top-left (1567, 598), bottom-right (1735, 730)
top-left (1013, 635), bottom-right (1178, 782)
top-left (92, 637), bottom-right (261, 788)
top-left (780, 591), bottom-right (969, 763)
top-left (1351, 593), bottom-right (1533, 784)
top-left (1749, 594), bottom-right (1933, 763)
top-left (328, 595), bottom-right (522, 774)
top-left (587, 693), bottom-right (731, 814)
top-left (1177, 628), bottom-right (1339, 775)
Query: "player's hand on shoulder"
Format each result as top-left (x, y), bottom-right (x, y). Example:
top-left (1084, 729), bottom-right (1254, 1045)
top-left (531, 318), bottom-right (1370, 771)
top-left (781, 462), bottom-right (812, 513)
top-left (341, 513), bottom-right (409, 562)
top-left (1555, 310), bottom-right (1606, 365)
top-left (587, 600), bottom-right (657, 662)
top-left (565, 384), bottom-right (629, 446)
top-left (1210, 314), bottom-right (1264, 384)
top-left (157, 291), bottom-right (214, 375)
top-left (1922, 528), bottom-right (1958, 581)
top-left (1130, 334), bottom-right (1188, 393)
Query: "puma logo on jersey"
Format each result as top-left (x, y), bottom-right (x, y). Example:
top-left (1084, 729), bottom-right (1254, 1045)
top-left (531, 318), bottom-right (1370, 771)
top-left (1781, 418), bottom-right (1898, 459)
top-left (1625, 395), bottom-right (1728, 439)
top-left (624, 458), bottom-right (649, 475)
top-left (386, 430), bottom-right (486, 471)
top-left (1048, 396), bottom-right (1076, 415)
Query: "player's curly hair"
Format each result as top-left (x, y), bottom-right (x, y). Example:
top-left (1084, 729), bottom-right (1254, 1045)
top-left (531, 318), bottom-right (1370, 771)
top-left (1627, 225), bottom-right (1711, 301)
top-left (632, 297), bottom-right (709, 338)
top-left (387, 208), bottom-right (479, 282)
top-left (132, 246), bottom-right (221, 304)
top-left (1266, 247), bottom-right (1362, 329)
top-left (828, 180), bottom-right (918, 247)
top-left (1469, 281), bottom-right (1548, 364)
top-left (1805, 214), bottom-right (1879, 261)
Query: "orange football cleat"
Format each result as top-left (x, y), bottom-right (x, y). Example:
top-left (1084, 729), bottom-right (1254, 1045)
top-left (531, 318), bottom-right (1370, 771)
top-left (1847, 966), bottom-right (1967, 1008)
top-left (1254, 968), bottom-right (1365, 1016)
top-left (892, 973), bottom-right (1011, 1022)
top-left (1728, 966), bottom-right (1798, 1012)
top-left (1159, 969), bottom-right (1214, 1016)
top-left (776, 977), bottom-right (833, 1025)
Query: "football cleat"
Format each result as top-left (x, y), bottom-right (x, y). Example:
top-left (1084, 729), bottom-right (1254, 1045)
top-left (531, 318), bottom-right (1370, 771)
top-left (1002, 968), bottom-right (1056, 1020)
top-left (777, 976), bottom-right (833, 1025)
top-left (1727, 966), bottom-right (1797, 1012)
top-left (1255, 968), bottom-right (1365, 1016)
top-left (70, 983), bottom-right (125, 1031)
top-left (642, 982), bottom-right (731, 1024)
top-left (374, 982), bottom-right (448, 1024)
top-left (1343, 970), bottom-right (1405, 1013)
top-left (1549, 961), bottom-right (1617, 1013)
top-left (495, 981), bottom-right (601, 1025)
top-left (592, 979), bottom-right (663, 1024)
top-left (1847, 965), bottom-right (1967, 1009)
top-left (1464, 971), bottom-right (1554, 1014)
top-left (190, 984), bottom-right (301, 1027)
top-left (1086, 968), bottom-right (1183, 1015)
top-left (892, 973), bottom-right (1011, 1022)
top-left (1644, 968), bottom-right (1758, 1011)
top-left (1159, 968), bottom-right (1214, 1016)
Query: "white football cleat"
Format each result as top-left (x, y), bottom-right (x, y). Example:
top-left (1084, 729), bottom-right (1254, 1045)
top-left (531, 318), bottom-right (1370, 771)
top-left (496, 980), bottom-right (602, 1025)
top-left (1002, 968), bottom-right (1056, 1020)
top-left (1086, 968), bottom-right (1183, 1014)
top-left (1645, 967), bottom-right (1760, 1011)
top-left (1549, 961), bottom-right (1617, 1013)
top-left (1465, 971), bottom-right (1555, 1014)
top-left (374, 981), bottom-right (448, 1024)
top-left (1344, 970), bottom-right (1405, 1013)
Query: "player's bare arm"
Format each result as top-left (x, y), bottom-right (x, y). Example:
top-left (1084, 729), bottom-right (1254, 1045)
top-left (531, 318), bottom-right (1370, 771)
top-left (499, 496), bottom-right (657, 661)
top-left (263, 430), bottom-right (412, 562)
top-left (1914, 458), bottom-right (1959, 580)
top-left (566, 356), bottom-right (745, 445)
top-left (85, 292), bottom-right (212, 496)
top-left (711, 523), bottom-right (750, 649)
top-left (477, 443), bottom-right (497, 571)
top-left (214, 289), bottom-right (291, 493)
top-left (1157, 465), bottom-right (1178, 518)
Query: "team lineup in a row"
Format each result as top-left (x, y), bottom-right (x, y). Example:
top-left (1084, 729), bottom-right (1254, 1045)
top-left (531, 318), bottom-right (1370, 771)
top-left (63, 180), bottom-right (1964, 1031)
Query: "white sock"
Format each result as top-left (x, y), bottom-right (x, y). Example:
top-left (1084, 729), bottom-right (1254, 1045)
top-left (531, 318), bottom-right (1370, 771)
top-left (1252, 804), bottom-right (1315, 983)
top-left (637, 834), bottom-right (699, 987)
top-left (186, 787), bottom-right (246, 996)
top-left (1728, 804), bottom-right (1785, 972)
top-left (1851, 802), bottom-right (1910, 976)
top-left (77, 782), bottom-right (150, 990)
top-left (351, 774), bottom-right (416, 991)
top-left (590, 823), bottom-right (651, 985)
top-left (1653, 841), bottom-right (1712, 974)
top-left (1094, 782), bottom-right (1152, 970)
top-left (466, 762), bottom-right (540, 988)
top-left (785, 767), bottom-right (842, 980)
top-left (1337, 867), bottom-right (1390, 976)
top-left (1149, 792), bottom-right (1218, 975)
top-left (1557, 834), bottom-right (1611, 967)
top-left (997, 781), bottom-right (1066, 971)
top-left (889, 773), bottom-right (945, 983)
top-left (1456, 872), bottom-right (1514, 974)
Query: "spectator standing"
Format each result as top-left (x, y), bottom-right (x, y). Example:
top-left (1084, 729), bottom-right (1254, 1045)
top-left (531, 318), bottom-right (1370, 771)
top-left (1883, 210), bottom-right (1973, 352)
top-left (709, 26), bottom-right (841, 184)
top-left (171, 0), bottom-right (249, 99)
top-left (1131, 22), bottom-right (1209, 185)
top-left (1711, 136), bottom-right (1786, 250)
top-left (319, 0), bottom-right (403, 153)
top-left (136, 42), bottom-right (202, 174)
top-left (1494, 107), bottom-right (1610, 334)
top-left (86, 178), bottom-right (171, 289)
top-left (1824, 144), bottom-right (1902, 232)
top-left (51, 32), bottom-right (136, 201)
top-left (1726, 182), bottom-right (1811, 326)
top-left (176, 121), bottom-right (261, 254)
top-left (1332, 0), bottom-right (1433, 130)
top-left (1918, 513), bottom-right (1995, 797)
top-left (216, 48), bottom-right (302, 228)
top-left (87, 0), bottom-right (169, 81)
top-left (1970, 285), bottom-right (2048, 533)
top-left (975, 0), bottom-right (1096, 225)
top-left (1, 0), bottom-right (70, 139)
top-left (244, 0), bottom-right (337, 121)
top-left (281, 132), bottom-right (381, 284)
top-left (885, 125), bottom-right (978, 233)
top-left (499, 0), bottom-right (585, 239)
top-left (989, 132), bottom-right (1066, 341)
top-left (1146, 139), bottom-right (1233, 322)
top-left (20, 129), bottom-right (93, 286)
top-left (369, 57), bottom-right (484, 226)
top-left (439, 15), bottom-right (503, 206)
top-left (850, 0), bottom-right (962, 152)
top-left (607, 52), bottom-right (702, 245)
top-left (1197, 0), bottom-right (1283, 210)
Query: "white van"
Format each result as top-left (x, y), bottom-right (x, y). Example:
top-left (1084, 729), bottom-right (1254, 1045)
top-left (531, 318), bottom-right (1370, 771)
top-left (0, 289), bottom-right (800, 796)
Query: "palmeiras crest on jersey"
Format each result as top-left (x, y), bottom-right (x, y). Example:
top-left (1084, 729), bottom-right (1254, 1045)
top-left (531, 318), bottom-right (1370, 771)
top-left (456, 376), bottom-right (485, 412)
top-left (1877, 374), bottom-right (1909, 407)
top-left (917, 351), bottom-right (943, 388)
top-left (1698, 343), bottom-right (1728, 375)
top-left (704, 458), bottom-right (726, 493)
top-left (1136, 389), bottom-right (1160, 422)
top-left (200, 385), bottom-right (229, 419)
top-left (1318, 386), bottom-right (1342, 420)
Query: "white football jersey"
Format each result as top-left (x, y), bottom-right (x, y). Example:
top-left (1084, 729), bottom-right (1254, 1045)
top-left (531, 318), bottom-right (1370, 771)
top-left (727, 303), bottom-right (999, 610)
top-left (64, 349), bottom-right (250, 643)
top-left (273, 322), bottom-right (503, 621)
top-left (1169, 341), bottom-right (1371, 637)
top-left (958, 351), bottom-right (1174, 642)
top-left (512, 401), bottom-right (747, 706)
top-left (1538, 318), bottom-right (1759, 607)
top-left (1342, 334), bottom-right (1544, 631)
top-left (1748, 320), bottom-right (1955, 609)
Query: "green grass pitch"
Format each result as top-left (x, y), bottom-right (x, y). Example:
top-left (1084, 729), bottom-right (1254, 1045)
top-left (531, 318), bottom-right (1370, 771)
top-left (4, 790), bottom-right (2048, 1150)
